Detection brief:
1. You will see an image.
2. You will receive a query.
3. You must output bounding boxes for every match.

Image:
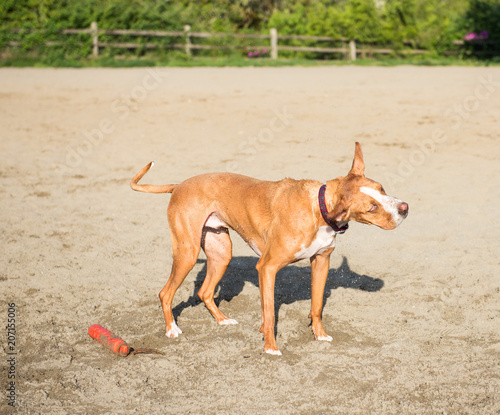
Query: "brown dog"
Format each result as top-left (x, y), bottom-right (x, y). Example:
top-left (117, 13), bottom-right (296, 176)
top-left (131, 142), bottom-right (408, 355)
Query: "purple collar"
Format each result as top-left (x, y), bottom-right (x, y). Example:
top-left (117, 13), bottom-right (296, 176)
top-left (318, 185), bottom-right (348, 234)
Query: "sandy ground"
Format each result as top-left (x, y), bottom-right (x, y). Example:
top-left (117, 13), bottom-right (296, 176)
top-left (0, 65), bottom-right (499, 414)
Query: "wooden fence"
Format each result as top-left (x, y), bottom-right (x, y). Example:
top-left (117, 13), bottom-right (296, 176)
top-left (7, 21), bottom-right (492, 60)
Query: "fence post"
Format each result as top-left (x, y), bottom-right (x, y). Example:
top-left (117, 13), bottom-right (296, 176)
top-left (349, 39), bottom-right (356, 61)
top-left (184, 25), bottom-right (192, 57)
top-left (270, 28), bottom-right (278, 59)
top-left (91, 21), bottom-right (99, 57)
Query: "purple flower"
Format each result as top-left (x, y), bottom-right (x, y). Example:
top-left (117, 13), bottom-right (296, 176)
top-left (465, 31), bottom-right (489, 41)
top-left (248, 51), bottom-right (253, 57)
top-left (254, 51), bottom-right (259, 56)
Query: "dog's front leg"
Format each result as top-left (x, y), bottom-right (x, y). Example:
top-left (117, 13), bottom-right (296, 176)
top-left (309, 249), bottom-right (335, 341)
top-left (256, 259), bottom-right (282, 355)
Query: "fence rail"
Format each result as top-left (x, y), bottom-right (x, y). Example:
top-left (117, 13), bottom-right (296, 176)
top-left (6, 22), bottom-right (495, 60)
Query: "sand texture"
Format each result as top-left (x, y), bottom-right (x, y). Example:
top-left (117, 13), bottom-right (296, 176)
top-left (1, 66), bottom-right (499, 414)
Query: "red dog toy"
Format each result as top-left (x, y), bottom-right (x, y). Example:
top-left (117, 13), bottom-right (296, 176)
top-left (88, 324), bottom-right (163, 356)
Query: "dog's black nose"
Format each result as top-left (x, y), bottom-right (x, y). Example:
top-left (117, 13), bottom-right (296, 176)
top-left (398, 202), bottom-right (409, 217)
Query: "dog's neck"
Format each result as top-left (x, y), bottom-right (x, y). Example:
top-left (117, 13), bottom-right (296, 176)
top-left (325, 178), bottom-right (343, 212)
top-left (321, 178), bottom-right (348, 233)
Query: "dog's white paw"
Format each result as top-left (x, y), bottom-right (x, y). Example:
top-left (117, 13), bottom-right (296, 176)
top-left (219, 318), bottom-right (238, 325)
top-left (265, 349), bottom-right (282, 356)
top-left (317, 335), bottom-right (333, 342)
top-left (166, 322), bottom-right (182, 338)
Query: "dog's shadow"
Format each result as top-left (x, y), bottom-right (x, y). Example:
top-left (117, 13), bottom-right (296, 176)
top-left (173, 256), bottom-right (383, 324)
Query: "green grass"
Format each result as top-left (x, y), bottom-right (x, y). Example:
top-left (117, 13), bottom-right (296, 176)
top-left (1, 51), bottom-right (499, 68)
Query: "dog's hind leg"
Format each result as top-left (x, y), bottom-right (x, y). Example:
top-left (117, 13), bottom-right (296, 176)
top-left (159, 225), bottom-right (201, 338)
top-left (198, 223), bottom-right (236, 325)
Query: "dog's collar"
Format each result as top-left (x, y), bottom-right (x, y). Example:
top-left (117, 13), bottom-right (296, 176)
top-left (318, 185), bottom-right (348, 234)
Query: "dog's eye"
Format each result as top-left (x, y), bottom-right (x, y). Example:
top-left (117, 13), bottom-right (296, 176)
top-left (368, 204), bottom-right (377, 212)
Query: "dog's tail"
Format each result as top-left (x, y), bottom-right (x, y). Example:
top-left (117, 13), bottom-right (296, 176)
top-left (130, 162), bottom-right (177, 194)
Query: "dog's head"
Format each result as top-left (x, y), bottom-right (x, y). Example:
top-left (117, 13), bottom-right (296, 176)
top-left (327, 142), bottom-right (409, 230)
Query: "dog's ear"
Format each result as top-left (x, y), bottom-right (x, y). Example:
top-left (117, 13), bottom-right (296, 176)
top-left (349, 142), bottom-right (365, 176)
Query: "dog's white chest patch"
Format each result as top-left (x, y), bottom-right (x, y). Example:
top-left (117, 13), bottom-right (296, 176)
top-left (294, 226), bottom-right (336, 260)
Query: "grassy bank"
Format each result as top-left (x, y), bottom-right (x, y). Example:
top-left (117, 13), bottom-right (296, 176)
top-left (1, 53), bottom-right (498, 68)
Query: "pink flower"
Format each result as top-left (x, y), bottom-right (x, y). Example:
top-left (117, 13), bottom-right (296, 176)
top-left (262, 49), bottom-right (267, 54)
top-left (248, 51), bottom-right (253, 57)
top-left (465, 31), bottom-right (489, 41)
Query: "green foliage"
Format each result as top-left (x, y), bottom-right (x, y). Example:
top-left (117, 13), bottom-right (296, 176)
top-left (268, 2), bottom-right (309, 35)
top-left (0, 0), bottom-right (496, 65)
top-left (342, 0), bottom-right (382, 43)
top-left (270, 0), bottom-right (471, 46)
top-left (465, 0), bottom-right (500, 38)
top-left (461, 0), bottom-right (500, 58)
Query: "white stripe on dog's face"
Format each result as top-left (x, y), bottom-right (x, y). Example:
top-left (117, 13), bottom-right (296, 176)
top-left (360, 186), bottom-right (404, 226)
